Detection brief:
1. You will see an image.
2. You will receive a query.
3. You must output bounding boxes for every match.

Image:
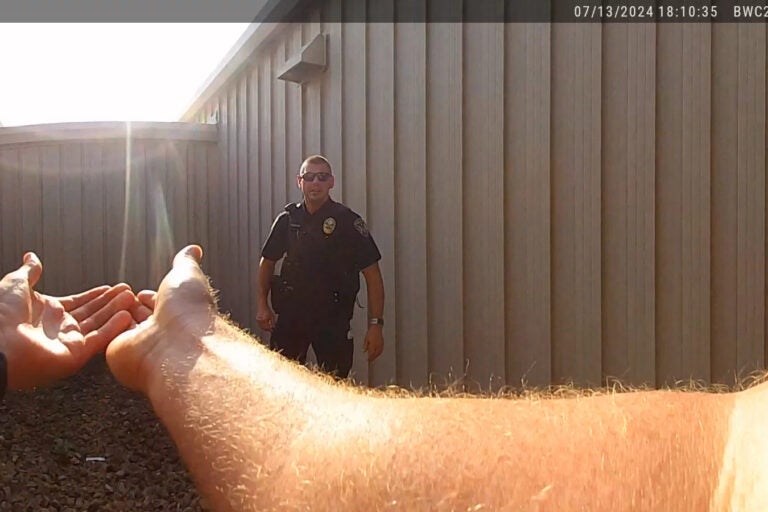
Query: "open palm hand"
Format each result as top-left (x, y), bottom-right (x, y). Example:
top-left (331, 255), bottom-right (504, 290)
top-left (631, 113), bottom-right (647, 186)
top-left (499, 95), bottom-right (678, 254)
top-left (0, 252), bottom-right (137, 389)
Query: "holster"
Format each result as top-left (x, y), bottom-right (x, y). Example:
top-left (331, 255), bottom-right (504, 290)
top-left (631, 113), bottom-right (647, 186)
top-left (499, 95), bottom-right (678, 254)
top-left (330, 272), bottom-right (360, 320)
top-left (270, 275), bottom-right (294, 315)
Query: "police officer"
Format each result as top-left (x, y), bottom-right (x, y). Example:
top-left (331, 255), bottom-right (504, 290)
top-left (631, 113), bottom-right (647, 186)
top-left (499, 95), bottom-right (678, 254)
top-left (255, 155), bottom-right (384, 378)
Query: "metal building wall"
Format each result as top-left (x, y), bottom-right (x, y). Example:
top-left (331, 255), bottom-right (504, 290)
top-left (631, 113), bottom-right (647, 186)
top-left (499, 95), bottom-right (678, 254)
top-left (185, 9), bottom-right (768, 390)
top-left (0, 122), bottom-right (220, 297)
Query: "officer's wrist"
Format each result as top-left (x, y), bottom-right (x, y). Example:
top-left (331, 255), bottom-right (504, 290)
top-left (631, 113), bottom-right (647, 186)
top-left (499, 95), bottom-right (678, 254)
top-left (368, 318), bottom-right (384, 327)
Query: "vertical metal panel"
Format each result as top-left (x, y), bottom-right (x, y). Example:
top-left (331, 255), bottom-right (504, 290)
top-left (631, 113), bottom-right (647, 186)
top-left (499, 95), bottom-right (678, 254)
top-left (712, 24), bottom-right (742, 384)
top-left (259, 59), bottom-right (274, 262)
top-left (426, 19), bottom-right (464, 387)
top-left (20, 147), bottom-right (43, 276)
top-left (272, 45), bottom-right (288, 216)
top-left (393, 17), bottom-right (428, 388)
top-left (248, 68), bottom-right (264, 340)
top-left (367, 5), bottom-right (397, 386)
top-left (504, 22), bottom-right (552, 387)
top-left (601, 23), bottom-right (656, 386)
top-left (710, 24), bottom-right (768, 381)
top-left (303, 16), bottom-right (322, 154)
top-left (342, 17), bottom-right (370, 383)
top-left (198, 116), bottom-right (218, 281)
top-left (322, 0), bottom-right (343, 194)
top-left (104, 140), bottom-right (126, 284)
top-left (40, 145), bottom-right (62, 294)
top-left (81, 143), bottom-right (105, 289)
top-left (656, 24), bottom-right (712, 385)
top-left (170, 141), bottom-right (190, 247)
top-left (286, 25), bottom-right (304, 201)
top-left (125, 140), bottom-right (148, 291)
top-left (462, 14), bottom-right (506, 389)
top-left (734, 24), bottom-right (766, 378)
top-left (205, 137), bottom-right (223, 284)
top-left (226, 88), bottom-right (242, 323)
top-left (0, 149), bottom-right (21, 274)
top-left (214, 94), bottom-right (231, 311)
top-left (60, 143), bottom-right (85, 294)
top-left (237, 76), bottom-right (251, 328)
top-left (146, 141), bottom-right (172, 289)
top-left (551, 23), bottom-right (602, 386)
top-left (189, 143), bottom-right (210, 263)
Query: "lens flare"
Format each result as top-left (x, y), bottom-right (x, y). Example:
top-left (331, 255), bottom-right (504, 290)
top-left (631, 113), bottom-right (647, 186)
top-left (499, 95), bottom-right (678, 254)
top-left (119, 122), bottom-right (132, 282)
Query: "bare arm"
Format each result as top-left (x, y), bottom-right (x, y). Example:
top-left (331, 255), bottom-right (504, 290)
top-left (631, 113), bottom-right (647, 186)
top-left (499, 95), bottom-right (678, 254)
top-left (255, 257), bottom-right (276, 331)
top-left (108, 246), bottom-right (754, 512)
top-left (361, 262), bottom-right (384, 361)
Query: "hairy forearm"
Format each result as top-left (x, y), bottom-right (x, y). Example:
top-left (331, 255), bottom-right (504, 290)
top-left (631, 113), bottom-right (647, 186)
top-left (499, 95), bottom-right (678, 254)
top-left (378, 391), bottom-right (734, 511)
top-left (145, 318), bottom-right (366, 511)
top-left (144, 316), bottom-right (739, 512)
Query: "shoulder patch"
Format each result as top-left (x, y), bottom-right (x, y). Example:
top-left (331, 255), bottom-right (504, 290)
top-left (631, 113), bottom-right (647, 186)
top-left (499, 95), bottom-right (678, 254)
top-left (353, 217), bottom-right (370, 237)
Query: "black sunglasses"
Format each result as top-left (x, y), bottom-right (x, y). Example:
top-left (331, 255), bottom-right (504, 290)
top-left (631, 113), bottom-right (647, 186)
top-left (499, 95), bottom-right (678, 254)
top-left (300, 172), bottom-right (332, 182)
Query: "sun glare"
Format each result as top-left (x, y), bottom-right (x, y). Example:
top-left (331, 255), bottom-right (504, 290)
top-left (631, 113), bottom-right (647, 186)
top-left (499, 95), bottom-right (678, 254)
top-left (0, 23), bottom-right (249, 127)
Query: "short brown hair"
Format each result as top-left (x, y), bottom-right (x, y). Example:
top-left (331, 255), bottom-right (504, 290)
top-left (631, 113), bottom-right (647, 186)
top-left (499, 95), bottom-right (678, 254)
top-left (300, 154), bottom-right (332, 175)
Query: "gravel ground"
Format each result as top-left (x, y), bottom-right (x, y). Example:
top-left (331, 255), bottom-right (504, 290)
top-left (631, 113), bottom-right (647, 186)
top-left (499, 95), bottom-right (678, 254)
top-left (0, 356), bottom-right (205, 511)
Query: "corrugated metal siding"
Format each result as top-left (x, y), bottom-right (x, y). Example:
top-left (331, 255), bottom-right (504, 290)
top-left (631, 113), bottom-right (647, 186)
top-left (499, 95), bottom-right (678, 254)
top-left (196, 14), bottom-right (765, 389)
top-left (0, 123), bottom-right (220, 297)
top-left (186, 16), bottom-right (768, 390)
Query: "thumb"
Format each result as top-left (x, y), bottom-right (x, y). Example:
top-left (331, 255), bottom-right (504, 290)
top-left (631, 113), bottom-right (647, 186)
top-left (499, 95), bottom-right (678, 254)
top-left (172, 245), bottom-right (203, 270)
top-left (158, 244), bottom-right (214, 313)
top-left (20, 252), bottom-right (43, 288)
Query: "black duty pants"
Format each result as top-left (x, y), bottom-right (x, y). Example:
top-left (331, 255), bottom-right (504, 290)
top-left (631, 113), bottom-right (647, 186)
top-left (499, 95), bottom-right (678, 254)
top-left (269, 315), bottom-right (354, 378)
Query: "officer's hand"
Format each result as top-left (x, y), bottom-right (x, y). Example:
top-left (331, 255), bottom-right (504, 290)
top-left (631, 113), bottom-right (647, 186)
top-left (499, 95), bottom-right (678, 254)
top-left (363, 326), bottom-right (383, 362)
top-left (256, 306), bottom-right (277, 332)
top-left (0, 252), bottom-right (136, 390)
top-left (106, 245), bottom-right (217, 394)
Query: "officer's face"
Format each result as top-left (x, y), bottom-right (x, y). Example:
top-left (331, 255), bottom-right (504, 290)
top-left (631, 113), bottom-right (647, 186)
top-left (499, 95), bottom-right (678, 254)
top-left (298, 162), bottom-right (334, 203)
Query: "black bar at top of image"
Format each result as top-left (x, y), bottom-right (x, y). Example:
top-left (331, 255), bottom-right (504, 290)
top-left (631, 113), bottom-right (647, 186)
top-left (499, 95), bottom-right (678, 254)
top-left (0, 0), bottom-right (766, 23)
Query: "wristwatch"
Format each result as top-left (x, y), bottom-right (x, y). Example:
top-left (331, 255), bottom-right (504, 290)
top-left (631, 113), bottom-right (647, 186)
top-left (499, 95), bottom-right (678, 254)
top-left (368, 318), bottom-right (384, 326)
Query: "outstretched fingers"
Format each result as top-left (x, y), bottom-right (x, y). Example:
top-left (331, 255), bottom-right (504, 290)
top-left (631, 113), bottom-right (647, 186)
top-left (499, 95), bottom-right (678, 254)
top-left (81, 310), bottom-right (134, 355)
top-left (77, 286), bottom-right (138, 334)
top-left (58, 285), bottom-right (111, 311)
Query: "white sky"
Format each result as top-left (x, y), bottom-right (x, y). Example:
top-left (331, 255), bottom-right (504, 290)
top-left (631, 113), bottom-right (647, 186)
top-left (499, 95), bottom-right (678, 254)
top-left (0, 23), bottom-right (250, 127)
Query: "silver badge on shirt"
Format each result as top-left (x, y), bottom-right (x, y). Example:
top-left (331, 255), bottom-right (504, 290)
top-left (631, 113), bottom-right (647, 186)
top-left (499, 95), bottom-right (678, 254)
top-left (323, 217), bottom-right (337, 235)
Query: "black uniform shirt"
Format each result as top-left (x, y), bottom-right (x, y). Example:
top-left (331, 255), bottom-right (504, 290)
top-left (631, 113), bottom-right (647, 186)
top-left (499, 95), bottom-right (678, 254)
top-left (261, 199), bottom-right (381, 308)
